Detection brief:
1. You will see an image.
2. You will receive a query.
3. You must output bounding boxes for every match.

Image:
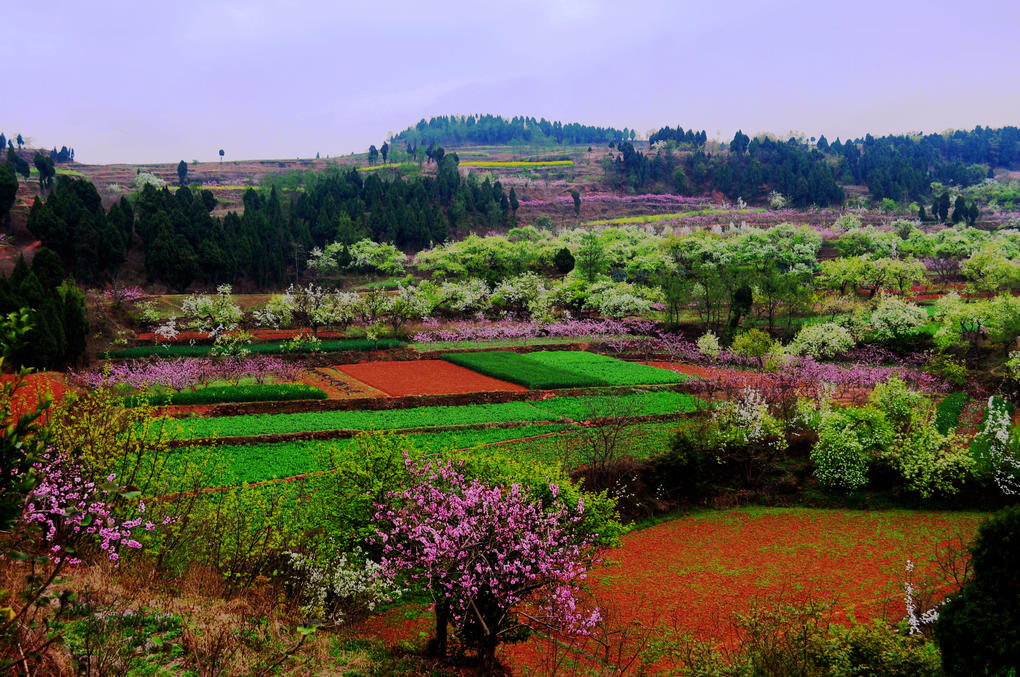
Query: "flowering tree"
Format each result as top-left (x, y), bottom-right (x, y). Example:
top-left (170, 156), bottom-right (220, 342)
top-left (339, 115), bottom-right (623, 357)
top-left (179, 284), bottom-right (243, 335)
top-left (374, 457), bottom-right (600, 673)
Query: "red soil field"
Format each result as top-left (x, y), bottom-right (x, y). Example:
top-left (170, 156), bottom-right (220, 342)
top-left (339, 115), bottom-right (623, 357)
top-left (356, 508), bottom-right (983, 673)
top-left (335, 360), bottom-right (527, 397)
top-left (1, 371), bottom-right (68, 423)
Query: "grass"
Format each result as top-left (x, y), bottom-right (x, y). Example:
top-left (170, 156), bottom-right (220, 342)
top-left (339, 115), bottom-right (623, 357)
top-left (105, 338), bottom-right (403, 359)
top-left (124, 384), bottom-right (327, 407)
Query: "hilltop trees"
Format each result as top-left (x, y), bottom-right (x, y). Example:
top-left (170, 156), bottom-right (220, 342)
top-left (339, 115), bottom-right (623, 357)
top-left (33, 153), bottom-right (55, 189)
top-left (177, 160), bottom-right (188, 186)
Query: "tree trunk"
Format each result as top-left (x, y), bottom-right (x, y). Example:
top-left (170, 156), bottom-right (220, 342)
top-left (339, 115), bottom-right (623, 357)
top-left (477, 635), bottom-right (498, 676)
top-left (431, 603), bottom-right (449, 657)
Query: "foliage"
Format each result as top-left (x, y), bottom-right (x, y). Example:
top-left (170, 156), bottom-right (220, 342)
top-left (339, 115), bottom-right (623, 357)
top-left (0, 363), bottom-right (50, 532)
top-left (730, 329), bottom-right (777, 369)
top-left (788, 322), bottom-right (855, 359)
top-left (934, 392), bottom-right (970, 435)
top-left (936, 506), bottom-right (1020, 677)
top-left (811, 407), bottom-right (894, 492)
top-left (968, 397), bottom-right (1020, 495)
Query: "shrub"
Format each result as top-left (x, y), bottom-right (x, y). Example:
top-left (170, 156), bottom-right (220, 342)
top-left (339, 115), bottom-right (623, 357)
top-left (788, 322), bottom-right (855, 359)
top-left (730, 329), bottom-right (776, 369)
top-left (696, 331), bottom-right (721, 360)
top-left (895, 423), bottom-right (973, 498)
top-left (867, 295), bottom-right (928, 344)
top-left (811, 407), bottom-right (894, 492)
top-left (935, 392), bottom-right (970, 434)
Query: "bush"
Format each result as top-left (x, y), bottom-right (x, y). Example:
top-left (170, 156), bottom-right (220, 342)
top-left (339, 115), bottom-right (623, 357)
top-left (936, 506), bottom-right (1020, 676)
top-left (867, 295), bottom-right (928, 344)
top-left (811, 408), bottom-right (894, 492)
top-left (730, 329), bottom-right (776, 368)
top-left (696, 331), bottom-right (721, 359)
top-left (788, 322), bottom-right (855, 359)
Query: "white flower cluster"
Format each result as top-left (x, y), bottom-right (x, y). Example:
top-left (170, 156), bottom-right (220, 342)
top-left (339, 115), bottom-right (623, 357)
top-left (286, 546), bottom-right (402, 625)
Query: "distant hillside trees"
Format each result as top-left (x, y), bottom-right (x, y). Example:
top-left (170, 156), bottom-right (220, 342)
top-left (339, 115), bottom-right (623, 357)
top-left (648, 125), bottom-right (707, 147)
top-left (392, 114), bottom-right (631, 147)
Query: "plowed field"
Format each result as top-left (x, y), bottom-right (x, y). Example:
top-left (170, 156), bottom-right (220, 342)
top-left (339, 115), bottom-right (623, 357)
top-left (335, 360), bottom-right (527, 397)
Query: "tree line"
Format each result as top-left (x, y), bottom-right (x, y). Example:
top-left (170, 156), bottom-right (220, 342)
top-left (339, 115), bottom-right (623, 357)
top-left (392, 114), bottom-right (634, 147)
top-left (23, 151), bottom-right (513, 290)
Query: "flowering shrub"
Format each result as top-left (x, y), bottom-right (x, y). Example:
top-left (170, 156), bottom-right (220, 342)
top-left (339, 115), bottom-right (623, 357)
top-left (23, 449), bottom-right (154, 565)
top-left (696, 331), bottom-right (721, 360)
top-left (180, 284), bottom-right (243, 334)
top-left (75, 356), bottom-right (298, 391)
top-left (895, 424), bottom-right (973, 498)
top-left (285, 545), bottom-right (401, 625)
top-left (374, 456), bottom-right (599, 670)
top-left (412, 318), bottom-right (647, 343)
top-left (788, 322), bottom-right (855, 359)
top-left (969, 397), bottom-right (1020, 495)
top-left (866, 295), bottom-right (928, 344)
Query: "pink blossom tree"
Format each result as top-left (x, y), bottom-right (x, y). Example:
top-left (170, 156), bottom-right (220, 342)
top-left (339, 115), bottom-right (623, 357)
top-left (374, 457), bottom-right (600, 674)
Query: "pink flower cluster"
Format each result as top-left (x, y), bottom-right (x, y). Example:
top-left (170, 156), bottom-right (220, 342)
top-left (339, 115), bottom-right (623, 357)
top-left (23, 451), bottom-right (156, 565)
top-left (412, 318), bottom-right (655, 343)
top-left (374, 457), bottom-right (600, 638)
top-left (75, 356), bottom-right (298, 392)
top-left (103, 286), bottom-right (146, 304)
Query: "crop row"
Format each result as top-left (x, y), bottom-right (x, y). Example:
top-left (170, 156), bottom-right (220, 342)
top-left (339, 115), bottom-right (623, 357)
top-left (443, 350), bottom-right (682, 389)
top-left (106, 338), bottom-right (403, 360)
top-left (124, 384), bottom-right (327, 407)
top-left (172, 424), bottom-right (573, 489)
top-left (165, 391), bottom-right (704, 441)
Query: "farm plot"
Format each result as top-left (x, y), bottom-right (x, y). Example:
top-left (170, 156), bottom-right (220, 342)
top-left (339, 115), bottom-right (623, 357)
top-left (335, 359), bottom-right (527, 396)
top-left (105, 338), bottom-right (404, 359)
top-left (172, 424), bottom-right (574, 488)
top-left (358, 508), bottom-right (984, 671)
top-left (165, 400), bottom-right (556, 440)
top-left (443, 350), bottom-right (683, 389)
top-left (165, 391), bottom-right (701, 442)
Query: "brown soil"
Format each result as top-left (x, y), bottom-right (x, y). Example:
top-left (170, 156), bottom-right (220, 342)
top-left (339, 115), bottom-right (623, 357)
top-left (335, 360), bottom-right (527, 397)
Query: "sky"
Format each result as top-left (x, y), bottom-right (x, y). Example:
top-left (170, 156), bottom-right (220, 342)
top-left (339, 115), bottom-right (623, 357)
top-left (4, 0), bottom-right (1019, 164)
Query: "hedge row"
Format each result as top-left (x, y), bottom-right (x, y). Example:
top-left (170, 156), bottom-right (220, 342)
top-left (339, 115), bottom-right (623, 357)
top-left (106, 338), bottom-right (404, 359)
top-left (935, 392), bottom-right (971, 434)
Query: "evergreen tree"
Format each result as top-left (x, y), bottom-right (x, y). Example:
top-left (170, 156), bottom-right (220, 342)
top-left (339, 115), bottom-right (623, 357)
top-left (0, 163), bottom-right (16, 227)
top-left (177, 160), bottom-right (188, 186)
top-left (30, 247), bottom-right (64, 290)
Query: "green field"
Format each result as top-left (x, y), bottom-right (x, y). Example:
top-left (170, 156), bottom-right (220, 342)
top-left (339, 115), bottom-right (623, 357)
top-left (443, 350), bottom-right (683, 389)
top-left (164, 391), bottom-right (702, 441)
top-left (125, 383), bottom-right (327, 407)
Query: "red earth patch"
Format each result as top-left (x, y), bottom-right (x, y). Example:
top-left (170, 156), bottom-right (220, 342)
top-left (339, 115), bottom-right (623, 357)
top-left (335, 360), bottom-right (527, 397)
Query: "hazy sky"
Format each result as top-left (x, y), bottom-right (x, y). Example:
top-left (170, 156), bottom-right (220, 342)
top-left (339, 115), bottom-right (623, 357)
top-left (5, 0), bottom-right (1019, 164)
